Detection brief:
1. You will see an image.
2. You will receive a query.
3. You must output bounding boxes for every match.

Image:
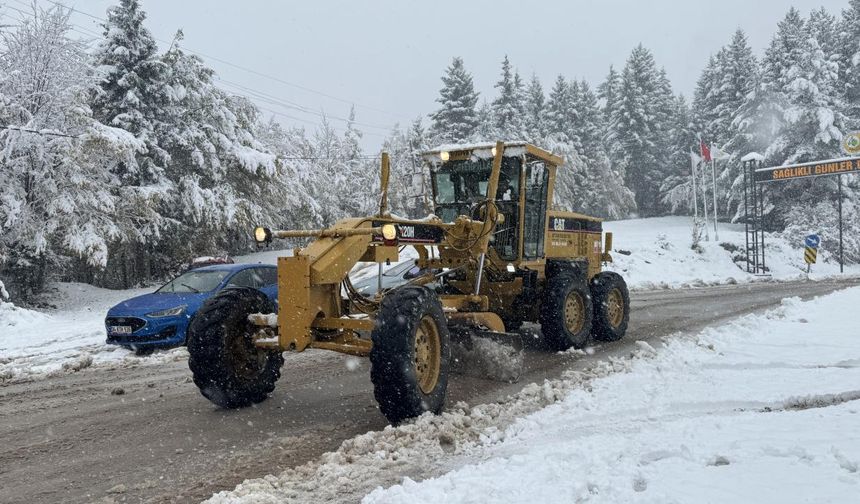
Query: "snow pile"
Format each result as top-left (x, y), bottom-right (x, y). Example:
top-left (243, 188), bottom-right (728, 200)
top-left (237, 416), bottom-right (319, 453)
top-left (363, 287), bottom-right (860, 503)
top-left (604, 216), bottom-right (859, 289)
top-left (205, 349), bottom-right (653, 503)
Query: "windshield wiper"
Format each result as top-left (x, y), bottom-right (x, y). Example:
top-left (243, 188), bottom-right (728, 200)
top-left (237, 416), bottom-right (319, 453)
top-left (180, 283), bottom-right (201, 293)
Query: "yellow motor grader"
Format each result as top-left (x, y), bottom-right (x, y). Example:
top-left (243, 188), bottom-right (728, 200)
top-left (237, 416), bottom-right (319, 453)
top-left (186, 141), bottom-right (630, 424)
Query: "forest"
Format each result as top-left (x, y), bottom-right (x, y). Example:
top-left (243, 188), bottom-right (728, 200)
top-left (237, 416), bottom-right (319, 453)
top-left (1, 0), bottom-right (858, 299)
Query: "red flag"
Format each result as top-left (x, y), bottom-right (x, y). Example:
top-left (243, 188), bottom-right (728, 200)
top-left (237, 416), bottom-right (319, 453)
top-left (700, 140), bottom-right (712, 162)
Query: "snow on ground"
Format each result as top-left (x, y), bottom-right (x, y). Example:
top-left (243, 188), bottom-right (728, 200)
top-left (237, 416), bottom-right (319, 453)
top-left (204, 285), bottom-right (860, 504)
top-left (362, 287), bottom-right (860, 504)
top-left (0, 282), bottom-right (188, 382)
top-left (605, 216), bottom-right (860, 290)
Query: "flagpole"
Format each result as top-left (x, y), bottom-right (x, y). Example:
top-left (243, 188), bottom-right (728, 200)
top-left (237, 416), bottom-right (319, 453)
top-left (691, 151), bottom-right (699, 222)
top-left (701, 156), bottom-right (710, 242)
top-left (711, 157), bottom-right (719, 241)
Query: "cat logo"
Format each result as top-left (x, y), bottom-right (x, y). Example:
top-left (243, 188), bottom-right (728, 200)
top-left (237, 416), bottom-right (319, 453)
top-left (843, 132), bottom-right (860, 156)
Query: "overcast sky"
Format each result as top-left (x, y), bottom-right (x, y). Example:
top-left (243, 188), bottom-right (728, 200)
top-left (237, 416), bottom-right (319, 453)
top-left (10, 0), bottom-right (854, 147)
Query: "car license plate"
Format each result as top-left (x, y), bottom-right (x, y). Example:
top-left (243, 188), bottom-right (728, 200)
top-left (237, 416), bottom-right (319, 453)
top-left (110, 325), bottom-right (133, 335)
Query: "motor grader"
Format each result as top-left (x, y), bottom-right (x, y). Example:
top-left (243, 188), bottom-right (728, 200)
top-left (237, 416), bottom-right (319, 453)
top-left (186, 141), bottom-right (630, 424)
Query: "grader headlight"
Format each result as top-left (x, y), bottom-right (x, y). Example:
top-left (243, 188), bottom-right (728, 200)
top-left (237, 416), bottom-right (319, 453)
top-left (254, 226), bottom-right (272, 245)
top-left (381, 223), bottom-right (399, 245)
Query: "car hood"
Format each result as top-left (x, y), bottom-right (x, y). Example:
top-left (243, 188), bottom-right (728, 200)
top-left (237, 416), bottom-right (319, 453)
top-left (108, 291), bottom-right (210, 317)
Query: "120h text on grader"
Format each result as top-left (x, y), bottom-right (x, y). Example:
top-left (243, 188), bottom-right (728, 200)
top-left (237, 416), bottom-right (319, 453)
top-left (186, 141), bottom-right (630, 424)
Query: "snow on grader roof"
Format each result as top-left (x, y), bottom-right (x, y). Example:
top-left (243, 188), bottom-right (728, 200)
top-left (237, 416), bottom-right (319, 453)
top-left (422, 141), bottom-right (563, 165)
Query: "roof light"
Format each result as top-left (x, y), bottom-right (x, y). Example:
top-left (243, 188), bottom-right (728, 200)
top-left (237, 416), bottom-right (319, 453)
top-left (440, 151), bottom-right (450, 161)
top-left (381, 223), bottom-right (398, 241)
top-left (254, 226), bottom-right (272, 244)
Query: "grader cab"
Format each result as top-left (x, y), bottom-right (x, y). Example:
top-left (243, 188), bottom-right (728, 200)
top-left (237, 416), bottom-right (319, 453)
top-left (186, 141), bottom-right (630, 424)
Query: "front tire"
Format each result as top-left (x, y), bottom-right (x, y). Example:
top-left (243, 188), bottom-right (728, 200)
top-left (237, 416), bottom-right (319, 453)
top-left (590, 272), bottom-right (630, 342)
top-left (540, 264), bottom-right (594, 351)
top-left (187, 288), bottom-right (284, 409)
top-left (370, 286), bottom-right (451, 425)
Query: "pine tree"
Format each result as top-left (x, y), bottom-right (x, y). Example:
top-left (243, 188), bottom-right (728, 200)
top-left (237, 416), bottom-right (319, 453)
top-left (523, 74), bottom-right (545, 142)
top-left (91, 0), bottom-right (170, 184)
top-left (597, 65), bottom-right (622, 167)
top-left (550, 79), bottom-right (635, 219)
top-left (763, 8), bottom-right (845, 164)
top-left (693, 52), bottom-right (724, 143)
top-left (613, 44), bottom-right (667, 216)
top-left (545, 75), bottom-right (574, 143)
top-left (746, 7), bottom-right (852, 237)
top-left (840, 0), bottom-right (860, 123)
top-left (340, 106), bottom-right (377, 217)
top-left (474, 100), bottom-right (496, 140)
top-left (491, 55), bottom-right (524, 138)
top-left (661, 95), bottom-right (701, 215)
top-left (570, 80), bottom-right (603, 159)
top-left (429, 57), bottom-right (480, 143)
top-left (597, 65), bottom-right (621, 129)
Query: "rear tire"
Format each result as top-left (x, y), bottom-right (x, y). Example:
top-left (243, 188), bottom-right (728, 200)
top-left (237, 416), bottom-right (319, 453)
top-left (540, 264), bottom-right (593, 351)
top-left (370, 286), bottom-right (451, 425)
top-left (187, 288), bottom-right (284, 409)
top-left (590, 272), bottom-right (630, 342)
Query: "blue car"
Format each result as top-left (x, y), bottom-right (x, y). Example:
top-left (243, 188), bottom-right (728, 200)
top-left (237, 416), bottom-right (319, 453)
top-left (105, 263), bottom-right (278, 354)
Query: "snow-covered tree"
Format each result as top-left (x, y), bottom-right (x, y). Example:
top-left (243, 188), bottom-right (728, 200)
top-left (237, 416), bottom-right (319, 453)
top-left (612, 44), bottom-right (669, 216)
top-left (473, 99), bottom-right (496, 140)
top-left (0, 4), bottom-right (142, 298)
top-left (91, 0), bottom-right (170, 184)
top-left (523, 74), bottom-right (546, 142)
top-left (384, 118), bottom-right (430, 218)
top-left (544, 77), bottom-right (634, 219)
top-left (491, 55), bottom-right (524, 139)
top-left (839, 0), bottom-right (860, 123)
top-left (339, 106), bottom-right (378, 217)
top-left (597, 65), bottom-right (623, 168)
top-left (429, 57), bottom-right (480, 143)
top-left (763, 8), bottom-right (845, 165)
top-left (545, 75), bottom-right (576, 145)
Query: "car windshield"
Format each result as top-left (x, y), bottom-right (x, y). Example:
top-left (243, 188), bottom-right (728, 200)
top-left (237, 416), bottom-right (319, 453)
top-left (156, 270), bottom-right (230, 293)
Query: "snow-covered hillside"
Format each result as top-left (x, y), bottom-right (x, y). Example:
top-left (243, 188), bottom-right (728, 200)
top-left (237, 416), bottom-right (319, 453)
top-left (604, 216), bottom-right (859, 289)
top-left (362, 286), bottom-right (860, 504)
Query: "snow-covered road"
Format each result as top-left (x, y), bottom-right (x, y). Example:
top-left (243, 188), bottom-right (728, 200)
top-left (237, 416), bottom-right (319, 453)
top-left (364, 287), bottom-right (860, 503)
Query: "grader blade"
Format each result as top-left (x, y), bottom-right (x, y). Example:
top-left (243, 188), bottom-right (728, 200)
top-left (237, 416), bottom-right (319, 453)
top-left (449, 327), bottom-right (524, 383)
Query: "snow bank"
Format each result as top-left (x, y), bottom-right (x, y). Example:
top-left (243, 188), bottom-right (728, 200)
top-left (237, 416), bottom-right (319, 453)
top-left (363, 287), bottom-right (860, 503)
top-left (0, 282), bottom-right (178, 382)
top-left (604, 216), bottom-right (859, 290)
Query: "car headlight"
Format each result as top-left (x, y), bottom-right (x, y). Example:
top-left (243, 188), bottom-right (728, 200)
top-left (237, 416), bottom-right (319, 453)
top-left (147, 305), bottom-right (187, 318)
